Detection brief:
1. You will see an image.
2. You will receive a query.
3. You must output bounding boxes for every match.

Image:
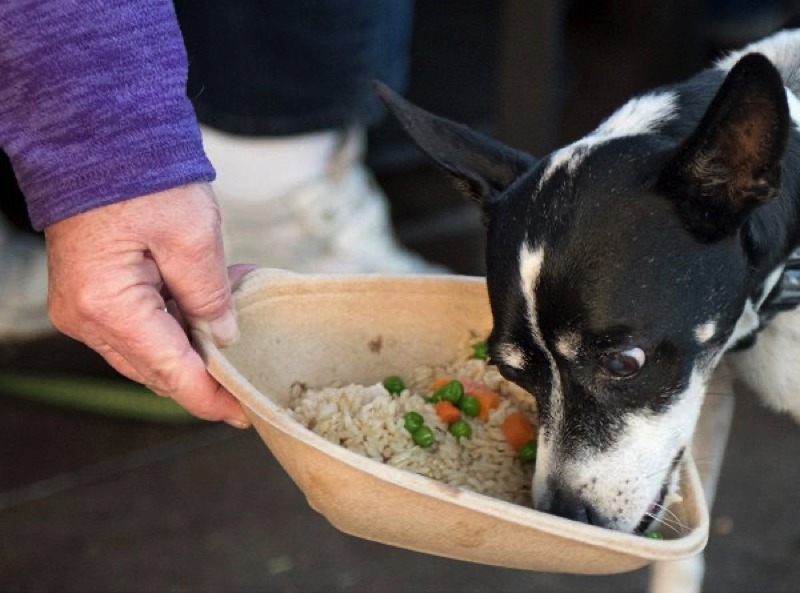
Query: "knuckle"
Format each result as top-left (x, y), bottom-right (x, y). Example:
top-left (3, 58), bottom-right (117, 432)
top-left (131, 342), bottom-right (225, 421)
top-left (174, 206), bottom-right (222, 253)
top-left (188, 283), bottom-right (230, 319)
top-left (148, 363), bottom-right (183, 400)
top-left (144, 346), bottom-right (194, 401)
top-left (73, 286), bottom-right (114, 322)
top-left (49, 285), bottom-right (110, 328)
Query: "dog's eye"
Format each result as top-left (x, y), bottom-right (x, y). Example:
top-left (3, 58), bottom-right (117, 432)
top-left (600, 347), bottom-right (645, 378)
top-left (496, 364), bottom-right (522, 383)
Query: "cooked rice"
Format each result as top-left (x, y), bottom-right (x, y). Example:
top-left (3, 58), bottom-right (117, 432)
top-left (287, 337), bottom-right (538, 506)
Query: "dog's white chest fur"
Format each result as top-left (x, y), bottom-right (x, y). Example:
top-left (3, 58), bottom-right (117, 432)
top-left (728, 306), bottom-right (800, 421)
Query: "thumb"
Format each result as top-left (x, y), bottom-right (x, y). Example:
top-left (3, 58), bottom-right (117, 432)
top-left (152, 192), bottom-right (238, 347)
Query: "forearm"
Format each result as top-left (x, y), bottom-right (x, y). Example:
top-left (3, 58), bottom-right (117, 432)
top-left (0, 0), bottom-right (214, 230)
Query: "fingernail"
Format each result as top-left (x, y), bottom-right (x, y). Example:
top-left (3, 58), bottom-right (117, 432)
top-left (225, 416), bottom-right (251, 429)
top-left (209, 309), bottom-right (239, 347)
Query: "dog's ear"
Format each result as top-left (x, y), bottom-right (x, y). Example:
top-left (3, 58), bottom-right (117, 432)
top-left (659, 53), bottom-right (790, 242)
top-left (374, 81), bottom-right (536, 205)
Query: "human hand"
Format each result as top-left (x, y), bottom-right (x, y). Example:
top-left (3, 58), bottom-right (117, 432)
top-left (45, 183), bottom-right (252, 428)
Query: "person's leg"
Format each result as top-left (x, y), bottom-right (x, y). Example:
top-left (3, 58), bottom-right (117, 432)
top-left (0, 218), bottom-right (50, 339)
top-left (174, 0), bottom-right (443, 272)
top-left (0, 151), bottom-right (51, 341)
top-left (175, 0), bottom-right (412, 136)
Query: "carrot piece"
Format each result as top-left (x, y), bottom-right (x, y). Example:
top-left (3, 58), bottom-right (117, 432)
top-left (434, 400), bottom-right (461, 423)
top-left (430, 377), bottom-right (451, 391)
top-left (502, 411), bottom-right (537, 451)
top-left (452, 379), bottom-right (499, 421)
top-left (471, 390), bottom-right (500, 421)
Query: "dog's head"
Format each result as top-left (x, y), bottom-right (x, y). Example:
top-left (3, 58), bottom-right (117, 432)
top-left (378, 53), bottom-right (792, 532)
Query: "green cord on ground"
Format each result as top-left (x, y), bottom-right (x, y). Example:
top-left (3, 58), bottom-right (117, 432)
top-left (0, 371), bottom-right (198, 423)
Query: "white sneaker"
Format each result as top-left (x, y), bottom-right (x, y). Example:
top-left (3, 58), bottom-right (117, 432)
top-left (215, 130), bottom-right (447, 274)
top-left (0, 219), bottom-right (53, 341)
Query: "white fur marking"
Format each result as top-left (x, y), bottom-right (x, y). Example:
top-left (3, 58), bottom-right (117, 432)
top-left (498, 344), bottom-right (525, 369)
top-left (728, 306), bottom-right (800, 422)
top-left (538, 91), bottom-right (678, 188)
top-left (519, 243), bottom-right (576, 514)
top-left (785, 87), bottom-right (800, 129)
top-left (518, 243), bottom-right (565, 485)
top-left (519, 244), bottom-right (545, 338)
top-left (727, 300), bottom-right (760, 348)
top-left (518, 245), bottom-right (548, 365)
top-left (757, 266), bottom-right (786, 309)
top-left (715, 30), bottom-right (800, 74)
top-left (556, 332), bottom-right (580, 360)
top-left (595, 94), bottom-right (677, 136)
top-left (728, 268), bottom-right (786, 352)
top-left (723, 265), bottom-right (785, 352)
top-left (694, 321), bottom-right (717, 344)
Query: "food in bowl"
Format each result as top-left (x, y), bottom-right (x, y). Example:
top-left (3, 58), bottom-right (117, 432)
top-left (288, 338), bottom-right (539, 506)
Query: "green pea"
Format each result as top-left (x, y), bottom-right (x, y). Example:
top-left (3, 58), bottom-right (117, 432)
top-left (472, 340), bottom-right (488, 360)
top-left (403, 411), bottom-right (424, 434)
top-left (434, 380), bottom-right (464, 405)
top-left (645, 532), bottom-right (663, 540)
top-left (413, 426), bottom-right (435, 448)
top-left (518, 439), bottom-right (537, 463)
top-left (448, 420), bottom-right (472, 440)
top-left (383, 375), bottom-right (405, 395)
top-left (459, 395), bottom-right (480, 418)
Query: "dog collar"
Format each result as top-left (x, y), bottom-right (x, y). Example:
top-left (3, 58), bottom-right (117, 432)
top-left (728, 248), bottom-right (799, 352)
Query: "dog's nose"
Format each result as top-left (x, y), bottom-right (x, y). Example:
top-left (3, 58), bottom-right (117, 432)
top-left (542, 487), bottom-right (598, 525)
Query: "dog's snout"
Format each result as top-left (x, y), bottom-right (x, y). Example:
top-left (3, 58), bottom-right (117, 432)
top-left (541, 486), bottom-right (599, 526)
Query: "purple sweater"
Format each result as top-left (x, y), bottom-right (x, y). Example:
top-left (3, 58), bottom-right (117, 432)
top-left (0, 0), bottom-right (215, 230)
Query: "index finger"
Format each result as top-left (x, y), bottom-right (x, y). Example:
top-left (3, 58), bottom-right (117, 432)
top-left (103, 288), bottom-right (249, 426)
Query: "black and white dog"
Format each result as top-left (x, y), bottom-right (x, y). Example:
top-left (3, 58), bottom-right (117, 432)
top-left (378, 30), bottom-right (800, 534)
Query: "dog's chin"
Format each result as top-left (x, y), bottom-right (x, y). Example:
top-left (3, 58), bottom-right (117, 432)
top-left (632, 448), bottom-right (686, 535)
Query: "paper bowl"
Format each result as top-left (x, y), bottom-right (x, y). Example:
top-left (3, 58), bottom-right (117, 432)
top-left (195, 269), bottom-right (709, 574)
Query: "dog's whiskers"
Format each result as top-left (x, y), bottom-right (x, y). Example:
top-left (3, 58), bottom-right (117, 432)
top-left (644, 511), bottom-right (683, 535)
top-left (645, 500), bottom-right (690, 535)
top-left (653, 503), bottom-right (689, 533)
top-left (642, 459), bottom-right (688, 481)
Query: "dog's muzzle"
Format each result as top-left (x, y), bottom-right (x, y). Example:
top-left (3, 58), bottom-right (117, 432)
top-left (536, 481), bottom-right (604, 527)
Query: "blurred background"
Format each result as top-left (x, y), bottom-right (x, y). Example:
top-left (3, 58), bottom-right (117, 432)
top-left (3, 0), bottom-right (800, 591)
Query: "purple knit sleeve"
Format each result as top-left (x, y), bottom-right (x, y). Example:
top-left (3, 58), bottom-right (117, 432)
top-left (0, 0), bottom-right (215, 230)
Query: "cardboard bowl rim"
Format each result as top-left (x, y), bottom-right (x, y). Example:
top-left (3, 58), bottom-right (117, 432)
top-left (195, 269), bottom-right (710, 564)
